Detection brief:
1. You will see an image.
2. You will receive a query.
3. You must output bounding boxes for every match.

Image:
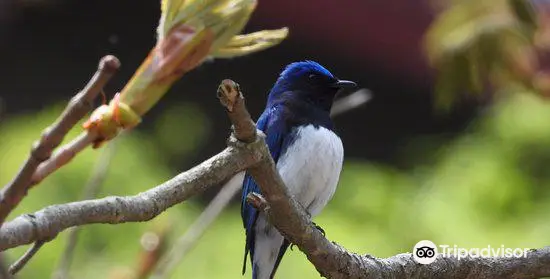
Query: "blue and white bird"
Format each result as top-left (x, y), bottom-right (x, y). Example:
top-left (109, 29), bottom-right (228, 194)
top-left (240, 61), bottom-right (356, 279)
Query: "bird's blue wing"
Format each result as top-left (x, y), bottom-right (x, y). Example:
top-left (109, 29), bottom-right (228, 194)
top-left (241, 106), bottom-right (287, 275)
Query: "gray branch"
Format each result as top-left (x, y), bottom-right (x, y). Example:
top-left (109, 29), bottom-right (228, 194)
top-left (348, 248), bottom-right (550, 279)
top-left (52, 139), bottom-right (119, 279)
top-left (0, 55), bottom-right (120, 226)
top-left (0, 79), bottom-right (548, 278)
top-left (150, 172), bottom-right (244, 279)
top-left (0, 142), bottom-right (264, 251)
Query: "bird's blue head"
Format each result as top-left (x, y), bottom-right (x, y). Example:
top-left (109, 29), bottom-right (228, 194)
top-left (267, 61), bottom-right (357, 111)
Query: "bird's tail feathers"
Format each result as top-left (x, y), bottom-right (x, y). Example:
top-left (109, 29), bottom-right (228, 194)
top-left (269, 239), bottom-right (290, 279)
top-left (251, 217), bottom-right (287, 279)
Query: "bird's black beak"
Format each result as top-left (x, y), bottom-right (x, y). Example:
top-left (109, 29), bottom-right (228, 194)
top-left (331, 80), bottom-right (357, 89)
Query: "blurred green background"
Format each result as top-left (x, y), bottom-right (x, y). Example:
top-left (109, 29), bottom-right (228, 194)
top-left (1, 91), bottom-right (550, 278)
top-left (2, 0), bottom-right (550, 278)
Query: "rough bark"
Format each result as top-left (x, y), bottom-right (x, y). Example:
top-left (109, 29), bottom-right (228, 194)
top-left (0, 79), bottom-right (548, 278)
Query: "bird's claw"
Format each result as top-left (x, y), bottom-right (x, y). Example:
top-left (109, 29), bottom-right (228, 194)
top-left (313, 222), bottom-right (326, 236)
top-left (289, 222), bottom-right (326, 251)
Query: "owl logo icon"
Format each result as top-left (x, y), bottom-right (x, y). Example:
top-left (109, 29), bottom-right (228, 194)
top-left (413, 240), bottom-right (438, 264)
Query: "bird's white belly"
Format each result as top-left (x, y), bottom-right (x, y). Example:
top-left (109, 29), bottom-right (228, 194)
top-left (276, 125), bottom-right (344, 217)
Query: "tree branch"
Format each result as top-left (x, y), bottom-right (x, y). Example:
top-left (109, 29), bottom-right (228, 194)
top-left (338, 247), bottom-right (550, 279)
top-left (51, 140), bottom-right (118, 279)
top-left (216, 80), bottom-right (550, 279)
top-left (0, 55), bottom-right (120, 227)
top-left (217, 79), bottom-right (257, 142)
top-left (30, 131), bottom-right (98, 187)
top-left (252, 188), bottom-right (550, 278)
top-left (149, 84), bottom-right (370, 279)
top-left (8, 241), bottom-right (44, 275)
top-left (149, 172), bottom-right (244, 279)
top-left (0, 78), bottom-right (547, 278)
top-left (0, 140), bottom-right (264, 251)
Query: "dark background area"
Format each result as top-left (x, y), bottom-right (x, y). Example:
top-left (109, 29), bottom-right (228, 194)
top-left (0, 0), bottom-right (477, 170)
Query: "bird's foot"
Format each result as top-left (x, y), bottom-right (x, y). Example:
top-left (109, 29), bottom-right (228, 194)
top-left (313, 222), bottom-right (326, 236)
top-left (289, 222), bottom-right (326, 251)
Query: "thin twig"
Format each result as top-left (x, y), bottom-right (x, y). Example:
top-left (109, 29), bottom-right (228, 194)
top-left (0, 139), bottom-right (264, 251)
top-left (149, 172), bottom-right (244, 279)
top-left (51, 141), bottom-right (118, 279)
top-left (330, 88), bottom-right (372, 117)
top-left (8, 241), bottom-right (45, 275)
top-left (0, 56), bottom-right (120, 227)
top-left (31, 131), bottom-right (98, 187)
top-left (8, 141), bottom-right (123, 279)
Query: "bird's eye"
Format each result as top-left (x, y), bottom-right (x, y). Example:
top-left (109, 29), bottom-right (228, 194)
top-left (308, 74), bottom-right (317, 79)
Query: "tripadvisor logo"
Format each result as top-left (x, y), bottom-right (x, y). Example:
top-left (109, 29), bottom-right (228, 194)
top-left (413, 240), bottom-right (437, 264)
top-left (412, 240), bottom-right (530, 265)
